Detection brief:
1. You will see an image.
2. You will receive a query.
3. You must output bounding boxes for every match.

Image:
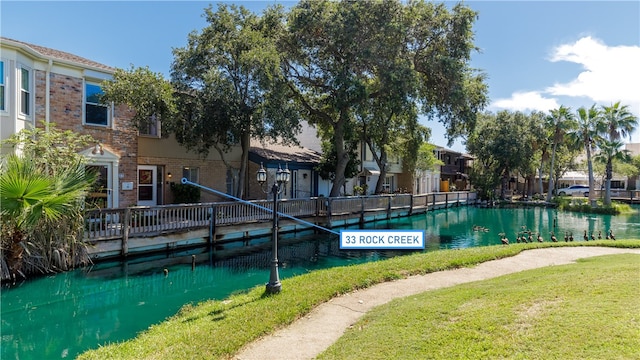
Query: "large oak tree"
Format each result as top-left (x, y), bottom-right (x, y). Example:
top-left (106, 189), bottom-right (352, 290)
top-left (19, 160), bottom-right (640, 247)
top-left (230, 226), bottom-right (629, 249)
top-left (171, 4), bottom-right (301, 198)
top-left (280, 0), bottom-right (487, 196)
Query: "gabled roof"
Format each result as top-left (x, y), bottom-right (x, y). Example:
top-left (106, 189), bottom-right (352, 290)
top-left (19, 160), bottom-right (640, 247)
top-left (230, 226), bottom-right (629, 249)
top-left (432, 144), bottom-right (474, 160)
top-left (250, 140), bottom-right (322, 165)
top-left (0, 37), bottom-right (114, 72)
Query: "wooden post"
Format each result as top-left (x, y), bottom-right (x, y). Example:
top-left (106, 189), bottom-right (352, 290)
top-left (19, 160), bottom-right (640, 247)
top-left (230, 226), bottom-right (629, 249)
top-left (326, 198), bottom-right (333, 228)
top-left (445, 193), bottom-right (449, 208)
top-left (359, 197), bottom-right (365, 225)
top-left (387, 196), bottom-right (391, 219)
top-left (122, 208), bottom-right (131, 257)
top-left (409, 194), bottom-right (414, 215)
top-left (209, 205), bottom-right (216, 245)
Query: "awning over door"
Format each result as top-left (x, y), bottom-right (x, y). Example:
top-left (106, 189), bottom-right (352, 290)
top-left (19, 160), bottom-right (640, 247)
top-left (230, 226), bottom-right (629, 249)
top-left (360, 167), bottom-right (381, 176)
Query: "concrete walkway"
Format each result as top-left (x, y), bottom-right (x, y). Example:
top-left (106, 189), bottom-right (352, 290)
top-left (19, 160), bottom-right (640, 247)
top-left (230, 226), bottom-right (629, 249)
top-left (234, 247), bottom-right (640, 360)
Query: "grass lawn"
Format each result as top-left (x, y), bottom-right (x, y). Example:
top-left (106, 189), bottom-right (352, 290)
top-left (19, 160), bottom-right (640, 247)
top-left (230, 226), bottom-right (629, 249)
top-left (77, 241), bottom-right (640, 360)
top-left (318, 253), bottom-right (640, 359)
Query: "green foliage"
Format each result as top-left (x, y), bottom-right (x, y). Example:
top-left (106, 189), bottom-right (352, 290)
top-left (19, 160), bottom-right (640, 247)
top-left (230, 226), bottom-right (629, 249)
top-left (469, 160), bottom-right (500, 200)
top-left (1, 153), bottom-right (95, 278)
top-left (467, 111), bottom-right (542, 199)
top-left (170, 4), bottom-right (300, 198)
top-left (595, 139), bottom-right (632, 205)
top-left (1, 123), bottom-right (97, 278)
top-left (101, 66), bottom-right (176, 132)
top-left (596, 102), bottom-right (638, 205)
top-left (2, 121), bottom-right (96, 176)
top-left (281, 0), bottom-right (487, 196)
top-left (566, 105), bottom-right (601, 201)
top-left (170, 183), bottom-right (201, 204)
top-left (545, 105), bottom-right (578, 202)
top-left (554, 197), bottom-right (635, 215)
top-left (415, 142), bottom-right (443, 172)
top-left (315, 136), bottom-right (360, 182)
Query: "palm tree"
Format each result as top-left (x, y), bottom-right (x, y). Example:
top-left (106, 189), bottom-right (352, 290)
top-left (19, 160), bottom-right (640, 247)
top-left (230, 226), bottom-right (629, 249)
top-left (597, 102), bottom-right (638, 205)
top-left (594, 139), bottom-right (631, 205)
top-left (567, 105), bottom-right (601, 204)
top-left (600, 102), bottom-right (638, 141)
top-left (0, 154), bottom-right (95, 279)
top-left (545, 106), bottom-right (577, 201)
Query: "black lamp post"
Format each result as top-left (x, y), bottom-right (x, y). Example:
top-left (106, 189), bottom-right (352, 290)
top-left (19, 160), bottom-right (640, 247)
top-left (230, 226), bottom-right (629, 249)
top-left (257, 162), bottom-right (290, 294)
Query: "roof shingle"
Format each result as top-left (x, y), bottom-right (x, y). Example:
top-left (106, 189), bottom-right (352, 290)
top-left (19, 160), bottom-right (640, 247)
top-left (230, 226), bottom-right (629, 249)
top-left (1, 37), bottom-right (114, 72)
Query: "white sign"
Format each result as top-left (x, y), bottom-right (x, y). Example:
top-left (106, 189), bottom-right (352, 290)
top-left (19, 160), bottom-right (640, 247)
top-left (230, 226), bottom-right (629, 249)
top-left (340, 230), bottom-right (425, 250)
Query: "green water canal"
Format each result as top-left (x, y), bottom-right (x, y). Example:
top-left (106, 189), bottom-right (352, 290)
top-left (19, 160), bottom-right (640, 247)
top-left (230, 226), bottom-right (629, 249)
top-left (2, 205), bottom-right (638, 359)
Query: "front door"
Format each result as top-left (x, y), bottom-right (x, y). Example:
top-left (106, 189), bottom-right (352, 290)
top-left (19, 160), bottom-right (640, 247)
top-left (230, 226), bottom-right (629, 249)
top-left (86, 164), bottom-right (113, 208)
top-left (138, 165), bottom-right (157, 206)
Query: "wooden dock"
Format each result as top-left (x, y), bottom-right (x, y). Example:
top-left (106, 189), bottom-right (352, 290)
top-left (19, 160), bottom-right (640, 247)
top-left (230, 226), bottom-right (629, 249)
top-left (83, 192), bottom-right (477, 261)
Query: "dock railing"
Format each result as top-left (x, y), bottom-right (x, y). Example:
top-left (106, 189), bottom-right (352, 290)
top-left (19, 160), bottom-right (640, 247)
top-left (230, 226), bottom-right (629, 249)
top-left (84, 191), bottom-right (477, 243)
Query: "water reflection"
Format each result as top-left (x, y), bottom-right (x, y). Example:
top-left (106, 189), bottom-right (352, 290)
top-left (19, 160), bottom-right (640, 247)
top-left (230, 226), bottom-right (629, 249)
top-left (2, 205), bottom-right (638, 359)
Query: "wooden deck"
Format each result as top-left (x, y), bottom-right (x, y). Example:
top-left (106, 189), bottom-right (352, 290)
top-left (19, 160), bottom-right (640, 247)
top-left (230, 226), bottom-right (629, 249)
top-left (83, 191), bottom-right (478, 260)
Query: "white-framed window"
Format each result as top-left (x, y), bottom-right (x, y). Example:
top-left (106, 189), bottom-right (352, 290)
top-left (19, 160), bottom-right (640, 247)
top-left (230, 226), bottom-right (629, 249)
top-left (19, 65), bottom-right (32, 118)
top-left (182, 167), bottom-right (199, 183)
top-left (84, 81), bottom-right (109, 126)
top-left (383, 175), bottom-right (393, 193)
top-left (0, 60), bottom-right (6, 112)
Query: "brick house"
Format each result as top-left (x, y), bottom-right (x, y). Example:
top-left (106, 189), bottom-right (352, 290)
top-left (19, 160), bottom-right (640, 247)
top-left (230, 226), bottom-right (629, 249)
top-left (1, 37), bottom-right (240, 207)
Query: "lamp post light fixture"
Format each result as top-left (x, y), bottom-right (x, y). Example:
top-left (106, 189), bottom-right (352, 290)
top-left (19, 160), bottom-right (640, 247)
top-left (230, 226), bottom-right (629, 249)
top-left (257, 162), bottom-right (291, 294)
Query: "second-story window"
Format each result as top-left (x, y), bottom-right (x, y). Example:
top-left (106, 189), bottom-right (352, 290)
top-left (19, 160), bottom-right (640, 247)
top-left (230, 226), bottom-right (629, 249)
top-left (85, 82), bottom-right (109, 126)
top-left (0, 60), bottom-right (5, 111)
top-left (19, 66), bottom-right (31, 117)
top-left (139, 114), bottom-right (160, 137)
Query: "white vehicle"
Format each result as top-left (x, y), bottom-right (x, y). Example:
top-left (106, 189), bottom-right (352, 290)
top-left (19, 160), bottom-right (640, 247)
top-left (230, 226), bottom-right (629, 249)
top-left (557, 185), bottom-right (589, 197)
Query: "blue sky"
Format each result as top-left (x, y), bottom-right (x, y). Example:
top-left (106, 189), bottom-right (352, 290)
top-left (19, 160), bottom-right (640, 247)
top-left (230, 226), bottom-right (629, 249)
top-left (2, 1), bottom-right (639, 152)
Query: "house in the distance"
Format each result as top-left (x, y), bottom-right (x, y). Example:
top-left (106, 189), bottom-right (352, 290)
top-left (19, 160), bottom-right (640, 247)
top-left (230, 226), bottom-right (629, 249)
top-left (435, 146), bottom-right (472, 191)
top-left (0, 37), bottom-right (240, 207)
top-left (248, 139), bottom-right (326, 200)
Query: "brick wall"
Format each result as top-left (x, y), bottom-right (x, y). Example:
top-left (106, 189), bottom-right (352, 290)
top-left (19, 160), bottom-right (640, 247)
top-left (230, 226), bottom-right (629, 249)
top-left (35, 70), bottom-right (140, 207)
top-left (32, 69), bottom-right (244, 208)
top-left (139, 156), bottom-right (240, 203)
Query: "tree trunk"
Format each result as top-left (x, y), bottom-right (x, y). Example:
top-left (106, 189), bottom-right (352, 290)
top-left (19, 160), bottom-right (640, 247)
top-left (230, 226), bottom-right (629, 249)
top-left (538, 158), bottom-right (545, 195)
top-left (546, 143), bottom-right (558, 202)
top-left (330, 116), bottom-right (349, 197)
top-left (527, 173), bottom-right (536, 197)
top-left (237, 130), bottom-right (251, 199)
top-left (586, 143), bottom-right (596, 206)
top-left (368, 140), bottom-right (388, 194)
top-left (375, 158), bottom-right (387, 194)
top-left (604, 159), bottom-right (612, 205)
top-left (500, 170), bottom-right (508, 199)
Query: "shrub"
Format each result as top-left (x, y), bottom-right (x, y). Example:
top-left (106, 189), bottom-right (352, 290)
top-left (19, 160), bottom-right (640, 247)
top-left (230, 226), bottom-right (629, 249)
top-left (170, 183), bottom-right (201, 204)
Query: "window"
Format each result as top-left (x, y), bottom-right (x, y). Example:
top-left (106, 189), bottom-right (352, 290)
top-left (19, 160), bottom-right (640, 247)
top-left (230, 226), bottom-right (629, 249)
top-left (85, 82), bottom-right (109, 126)
top-left (139, 114), bottom-right (160, 137)
top-left (383, 176), bottom-right (393, 193)
top-left (0, 61), bottom-right (5, 111)
top-left (226, 168), bottom-right (237, 195)
top-left (182, 167), bottom-right (199, 183)
top-left (611, 180), bottom-right (625, 189)
top-left (19, 66), bottom-right (31, 117)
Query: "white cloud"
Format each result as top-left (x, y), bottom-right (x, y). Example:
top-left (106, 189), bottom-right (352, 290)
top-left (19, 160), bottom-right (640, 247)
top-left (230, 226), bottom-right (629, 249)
top-left (491, 91), bottom-right (560, 112)
top-left (489, 37), bottom-right (640, 144)
top-left (546, 36), bottom-right (640, 106)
